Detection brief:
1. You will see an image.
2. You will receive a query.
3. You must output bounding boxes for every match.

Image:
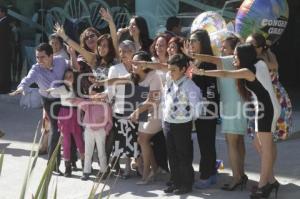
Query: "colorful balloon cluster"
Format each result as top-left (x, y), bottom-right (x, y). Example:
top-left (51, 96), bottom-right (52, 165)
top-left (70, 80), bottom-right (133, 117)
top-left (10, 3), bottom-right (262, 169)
top-left (191, 11), bottom-right (233, 55)
top-left (190, 0), bottom-right (289, 54)
top-left (235, 0), bottom-right (289, 44)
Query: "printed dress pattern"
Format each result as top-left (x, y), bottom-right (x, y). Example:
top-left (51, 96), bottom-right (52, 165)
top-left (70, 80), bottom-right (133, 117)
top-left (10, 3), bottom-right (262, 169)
top-left (247, 71), bottom-right (293, 141)
top-left (111, 117), bottom-right (140, 158)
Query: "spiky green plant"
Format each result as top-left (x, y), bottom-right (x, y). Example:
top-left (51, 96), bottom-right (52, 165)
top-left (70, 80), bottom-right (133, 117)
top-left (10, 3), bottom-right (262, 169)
top-left (34, 136), bottom-right (62, 199)
top-left (52, 176), bottom-right (58, 199)
top-left (19, 120), bottom-right (41, 199)
top-left (0, 149), bottom-right (4, 176)
top-left (88, 155), bottom-right (121, 199)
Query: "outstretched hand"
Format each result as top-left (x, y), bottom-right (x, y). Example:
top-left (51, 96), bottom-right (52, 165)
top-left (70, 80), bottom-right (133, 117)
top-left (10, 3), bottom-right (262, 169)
top-left (9, 89), bottom-right (23, 96)
top-left (192, 67), bottom-right (204, 76)
top-left (99, 7), bottom-right (113, 23)
top-left (131, 60), bottom-right (148, 69)
top-left (53, 23), bottom-right (66, 38)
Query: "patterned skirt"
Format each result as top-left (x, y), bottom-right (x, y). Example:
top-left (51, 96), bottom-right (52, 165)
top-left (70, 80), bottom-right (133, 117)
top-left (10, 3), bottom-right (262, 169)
top-left (111, 115), bottom-right (140, 158)
top-left (247, 73), bottom-right (293, 141)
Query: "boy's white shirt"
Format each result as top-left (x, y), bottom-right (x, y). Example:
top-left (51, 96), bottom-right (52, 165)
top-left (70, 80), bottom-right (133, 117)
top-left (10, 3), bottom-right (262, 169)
top-left (162, 72), bottom-right (202, 123)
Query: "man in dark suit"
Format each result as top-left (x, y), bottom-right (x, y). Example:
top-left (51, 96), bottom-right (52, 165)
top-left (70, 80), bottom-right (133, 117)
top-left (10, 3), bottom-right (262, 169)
top-left (0, 5), bottom-right (12, 94)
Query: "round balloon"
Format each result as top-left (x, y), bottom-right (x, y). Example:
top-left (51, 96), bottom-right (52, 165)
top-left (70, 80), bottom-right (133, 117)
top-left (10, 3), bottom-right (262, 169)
top-left (191, 11), bottom-right (227, 34)
top-left (235, 0), bottom-right (289, 44)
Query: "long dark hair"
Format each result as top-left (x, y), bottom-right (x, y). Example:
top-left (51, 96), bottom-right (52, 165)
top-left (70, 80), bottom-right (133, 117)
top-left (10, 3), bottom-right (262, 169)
top-left (131, 51), bottom-right (152, 85)
top-left (235, 43), bottom-right (258, 101)
top-left (62, 69), bottom-right (78, 96)
top-left (249, 32), bottom-right (271, 61)
top-left (131, 16), bottom-right (152, 52)
top-left (190, 29), bottom-right (214, 55)
top-left (96, 34), bottom-right (116, 66)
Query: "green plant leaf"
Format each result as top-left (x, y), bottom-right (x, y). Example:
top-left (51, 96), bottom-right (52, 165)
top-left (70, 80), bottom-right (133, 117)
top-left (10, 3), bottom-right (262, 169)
top-left (34, 136), bottom-right (62, 199)
top-left (88, 155), bottom-right (120, 199)
top-left (0, 150), bottom-right (4, 176)
top-left (52, 177), bottom-right (58, 199)
top-left (19, 120), bottom-right (41, 199)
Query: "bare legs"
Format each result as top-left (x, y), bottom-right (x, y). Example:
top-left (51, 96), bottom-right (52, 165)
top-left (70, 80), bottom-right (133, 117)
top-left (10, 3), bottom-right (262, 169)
top-left (138, 132), bottom-right (158, 181)
top-left (253, 132), bottom-right (276, 187)
top-left (225, 134), bottom-right (246, 184)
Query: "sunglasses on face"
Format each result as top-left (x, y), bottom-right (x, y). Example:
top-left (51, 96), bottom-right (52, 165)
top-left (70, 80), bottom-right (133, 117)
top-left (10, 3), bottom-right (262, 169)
top-left (85, 34), bottom-right (96, 40)
top-left (188, 38), bottom-right (199, 43)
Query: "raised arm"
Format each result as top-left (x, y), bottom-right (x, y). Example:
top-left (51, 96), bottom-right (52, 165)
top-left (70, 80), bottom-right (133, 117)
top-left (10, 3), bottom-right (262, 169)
top-left (191, 53), bottom-right (222, 68)
top-left (53, 23), bottom-right (97, 67)
top-left (67, 46), bottom-right (81, 71)
top-left (99, 8), bottom-right (119, 59)
top-left (193, 68), bottom-right (255, 81)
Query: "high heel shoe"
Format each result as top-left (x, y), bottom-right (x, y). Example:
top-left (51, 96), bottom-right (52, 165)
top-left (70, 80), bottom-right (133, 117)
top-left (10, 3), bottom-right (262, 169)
top-left (221, 178), bottom-right (246, 191)
top-left (222, 174), bottom-right (248, 191)
top-left (250, 183), bottom-right (272, 199)
top-left (270, 180), bottom-right (280, 199)
top-left (242, 174), bottom-right (248, 184)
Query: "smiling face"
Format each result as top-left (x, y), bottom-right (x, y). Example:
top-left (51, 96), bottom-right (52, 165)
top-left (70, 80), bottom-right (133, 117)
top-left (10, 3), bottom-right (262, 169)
top-left (97, 39), bottom-right (109, 57)
top-left (119, 46), bottom-right (134, 65)
top-left (167, 41), bottom-right (178, 57)
top-left (36, 50), bottom-right (53, 68)
top-left (155, 37), bottom-right (168, 57)
top-left (129, 18), bottom-right (140, 37)
top-left (132, 54), bottom-right (144, 75)
top-left (84, 31), bottom-right (98, 51)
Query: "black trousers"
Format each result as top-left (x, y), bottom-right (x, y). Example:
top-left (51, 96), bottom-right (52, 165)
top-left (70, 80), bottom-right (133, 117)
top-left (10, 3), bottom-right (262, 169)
top-left (195, 118), bottom-right (217, 179)
top-left (164, 121), bottom-right (194, 188)
top-left (152, 130), bottom-right (169, 172)
top-left (42, 97), bottom-right (61, 168)
top-left (0, 53), bottom-right (11, 94)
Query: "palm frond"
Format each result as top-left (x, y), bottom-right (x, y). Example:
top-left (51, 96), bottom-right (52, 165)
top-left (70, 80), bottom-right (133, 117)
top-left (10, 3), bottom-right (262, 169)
top-left (0, 150), bottom-right (4, 176)
top-left (19, 120), bottom-right (41, 199)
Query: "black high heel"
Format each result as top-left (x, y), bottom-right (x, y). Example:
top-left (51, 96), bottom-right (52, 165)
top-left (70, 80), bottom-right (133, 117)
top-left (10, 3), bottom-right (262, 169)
top-left (250, 183), bottom-right (272, 199)
top-left (221, 178), bottom-right (246, 191)
top-left (242, 174), bottom-right (248, 184)
top-left (270, 180), bottom-right (280, 199)
top-left (222, 174), bottom-right (248, 191)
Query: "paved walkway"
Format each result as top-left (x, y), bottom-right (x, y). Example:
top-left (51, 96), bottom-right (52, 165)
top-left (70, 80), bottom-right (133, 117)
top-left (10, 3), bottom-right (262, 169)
top-left (0, 94), bottom-right (300, 199)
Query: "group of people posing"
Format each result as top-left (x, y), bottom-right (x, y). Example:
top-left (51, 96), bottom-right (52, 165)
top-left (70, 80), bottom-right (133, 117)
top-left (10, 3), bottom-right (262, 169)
top-left (10, 8), bottom-right (292, 198)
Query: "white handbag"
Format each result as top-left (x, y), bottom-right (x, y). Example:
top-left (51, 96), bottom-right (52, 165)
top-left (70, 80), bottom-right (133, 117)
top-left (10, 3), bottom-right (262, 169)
top-left (20, 88), bottom-right (43, 109)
